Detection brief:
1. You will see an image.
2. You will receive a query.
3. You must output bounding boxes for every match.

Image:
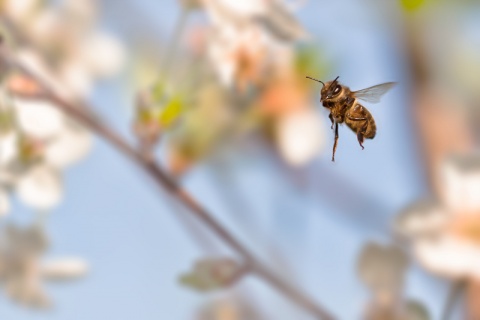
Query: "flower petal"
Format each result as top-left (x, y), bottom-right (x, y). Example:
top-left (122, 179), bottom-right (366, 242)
top-left (78, 32), bottom-right (125, 77)
top-left (42, 257), bottom-right (89, 279)
top-left (276, 109), bottom-right (324, 167)
top-left (414, 236), bottom-right (480, 280)
top-left (441, 154), bottom-right (480, 214)
top-left (17, 165), bottom-right (63, 210)
top-left (59, 62), bottom-right (94, 98)
top-left (44, 120), bottom-right (92, 169)
top-left (14, 98), bottom-right (65, 139)
top-left (395, 200), bottom-right (448, 238)
top-left (0, 132), bottom-right (18, 165)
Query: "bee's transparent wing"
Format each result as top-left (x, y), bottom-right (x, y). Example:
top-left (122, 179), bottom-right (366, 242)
top-left (353, 82), bottom-right (397, 104)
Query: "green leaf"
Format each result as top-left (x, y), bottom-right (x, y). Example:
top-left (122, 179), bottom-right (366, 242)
top-left (158, 96), bottom-right (184, 128)
top-left (400, 0), bottom-right (426, 12)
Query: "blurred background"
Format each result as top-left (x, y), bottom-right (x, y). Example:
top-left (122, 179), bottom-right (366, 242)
top-left (0, 0), bottom-right (480, 319)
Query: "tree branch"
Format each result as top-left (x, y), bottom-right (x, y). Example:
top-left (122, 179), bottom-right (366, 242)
top-left (0, 48), bottom-right (335, 320)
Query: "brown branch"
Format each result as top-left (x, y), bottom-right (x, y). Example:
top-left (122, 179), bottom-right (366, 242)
top-left (0, 48), bottom-right (335, 320)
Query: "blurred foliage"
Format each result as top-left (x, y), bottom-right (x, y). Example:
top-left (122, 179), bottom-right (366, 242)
top-left (404, 300), bottom-right (430, 320)
top-left (167, 83), bottom-right (236, 171)
top-left (357, 242), bottom-right (408, 295)
top-left (357, 242), bottom-right (431, 320)
top-left (0, 224), bottom-right (50, 308)
top-left (149, 81), bottom-right (185, 129)
top-left (294, 44), bottom-right (330, 85)
top-left (400, 0), bottom-right (427, 12)
top-left (0, 106), bottom-right (14, 134)
top-left (158, 96), bottom-right (184, 128)
top-left (179, 258), bottom-right (244, 292)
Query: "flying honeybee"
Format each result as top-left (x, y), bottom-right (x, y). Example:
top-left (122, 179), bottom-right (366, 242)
top-left (307, 76), bottom-right (396, 162)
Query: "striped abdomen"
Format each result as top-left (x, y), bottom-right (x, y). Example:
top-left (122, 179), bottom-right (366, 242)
top-left (344, 102), bottom-right (376, 139)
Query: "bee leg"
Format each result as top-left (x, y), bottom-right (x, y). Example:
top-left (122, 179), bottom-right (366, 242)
top-left (329, 113), bottom-right (334, 129)
top-left (346, 113), bottom-right (368, 150)
top-left (357, 132), bottom-right (365, 150)
top-left (332, 122), bottom-right (339, 162)
top-left (356, 122), bottom-right (368, 150)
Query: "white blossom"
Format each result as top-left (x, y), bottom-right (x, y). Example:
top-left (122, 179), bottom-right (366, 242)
top-left (16, 164), bottom-right (63, 211)
top-left (42, 258), bottom-right (89, 279)
top-left (78, 32), bottom-right (126, 78)
top-left (398, 155), bottom-right (480, 280)
top-left (44, 120), bottom-right (92, 169)
top-left (0, 132), bottom-right (18, 165)
top-left (276, 108), bottom-right (324, 167)
top-left (14, 98), bottom-right (65, 139)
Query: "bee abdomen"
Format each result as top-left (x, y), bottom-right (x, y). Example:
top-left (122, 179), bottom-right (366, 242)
top-left (345, 103), bottom-right (377, 139)
top-left (365, 116), bottom-right (376, 139)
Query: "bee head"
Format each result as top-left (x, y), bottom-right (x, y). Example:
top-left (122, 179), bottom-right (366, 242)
top-left (306, 76), bottom-right (344, 104)
top-left (321, 76), bottom-right (343, 102)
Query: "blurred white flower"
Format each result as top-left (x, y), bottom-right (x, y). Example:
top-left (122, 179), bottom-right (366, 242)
top-left (58, 62), bottom-right (95, 98)
top-left (44, 119), bottom-right (92, 169)
top-left (0, 0), bottom-right (105, 216)
top-left (6, 0), bottom-right (125, 100)
top-left (201, 0), bottom-right (307, 41)
top-left (276, 108), bottom-right (324, 167)
top-left (16, 164), bottom-right (63, 211)
top-left (208, 25), bottom-right (268, 87)
top-left (3, 0), bottom-right (38, 21)
top-left (202, 0), bottom-right (305, 88)
top-left (397, 154), bottom-right (480, 280)
top-left (0, 224), bottom-right (88, 308)
top-left (62, 0), bottom-right (97, 23)
top-left (440, 154), bottom-right (480, 214)
top-left (205, 0), bottom-right (266, 17)
top-left (357, 242), bottom-right (412, 320)
top-left (0, 87), bottom-right (92, 214)
top-left (1, 22), bottom-right (99, 213)
top-left (28, 8), bottom-right (60, 41)
top-left (14, 98), bottom-right (64, 139)
top-left (396, 201), bottom-right (448, 239)
top-left (414, 236), bottom-right (480, 279)
top-left (0, 132), bottom-right (18, 165)
top-left (77, 32), bottom-right (126, 78)
top-left (42, 257), bottom-right (89, 280)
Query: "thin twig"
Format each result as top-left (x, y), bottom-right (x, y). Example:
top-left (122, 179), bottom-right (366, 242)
top-left (0, 48), bottom-right (335, 320)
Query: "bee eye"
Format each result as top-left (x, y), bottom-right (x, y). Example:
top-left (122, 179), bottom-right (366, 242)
top-left (334, 86), bottom-right (341, 94)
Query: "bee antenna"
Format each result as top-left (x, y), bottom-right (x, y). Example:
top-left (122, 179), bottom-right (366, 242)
top-left (306, 76), bottom-right (325, 87)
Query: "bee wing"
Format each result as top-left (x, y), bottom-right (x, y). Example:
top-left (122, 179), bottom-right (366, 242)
top-left (353, 82), bottom-right (397, 104)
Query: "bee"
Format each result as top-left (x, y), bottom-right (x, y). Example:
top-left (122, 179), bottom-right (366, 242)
top-left (307, 76), bottom-right (396, 162)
